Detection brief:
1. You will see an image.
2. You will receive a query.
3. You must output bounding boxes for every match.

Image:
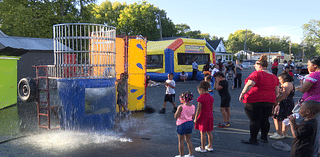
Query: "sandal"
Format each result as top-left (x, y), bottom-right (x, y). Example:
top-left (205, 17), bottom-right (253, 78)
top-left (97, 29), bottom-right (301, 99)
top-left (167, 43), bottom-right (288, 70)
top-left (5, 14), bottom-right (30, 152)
top-left (195, 146), bottom-right (207, 153)
top-left (205, 145), bottom-right (213, 152)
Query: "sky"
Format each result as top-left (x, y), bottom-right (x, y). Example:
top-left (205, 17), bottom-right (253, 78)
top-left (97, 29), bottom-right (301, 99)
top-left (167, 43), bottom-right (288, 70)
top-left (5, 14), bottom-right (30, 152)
top-left (96, 0), bottom-right (320, 44)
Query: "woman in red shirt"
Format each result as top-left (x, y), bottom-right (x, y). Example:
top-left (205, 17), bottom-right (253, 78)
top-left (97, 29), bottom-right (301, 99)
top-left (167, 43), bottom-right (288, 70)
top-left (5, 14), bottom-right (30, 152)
top-left (239, 55), bottom-right (280, 145)
top-left (271, 58), bottom-right (279, 75)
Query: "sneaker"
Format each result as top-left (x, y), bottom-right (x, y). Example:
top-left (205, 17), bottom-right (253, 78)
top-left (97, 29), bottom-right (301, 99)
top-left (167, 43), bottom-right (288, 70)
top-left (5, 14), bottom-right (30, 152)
top-left (159, 108), bottom-right (166, 114)
top-left (195, 146), bottom-right (207, 153)
top-left (172, 107), bottom-right (177, 113)
top-left (270, 133), bottom-right (285, 139)
top-left (175, 155), bottom-right (183, 157)
top-left (283, 134), bottom-right (289, 138)
top-left (205, 145), bottom-right (213, 152)
top-left (184, 155), bottom-right (194, 157)
top-left (218, 123), bottom-right (229, 128)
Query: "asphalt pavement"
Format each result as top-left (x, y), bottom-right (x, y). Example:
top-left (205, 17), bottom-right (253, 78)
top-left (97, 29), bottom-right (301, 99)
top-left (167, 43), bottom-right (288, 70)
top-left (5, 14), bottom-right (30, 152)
top-left (0, 68), bottom-right (303, 157)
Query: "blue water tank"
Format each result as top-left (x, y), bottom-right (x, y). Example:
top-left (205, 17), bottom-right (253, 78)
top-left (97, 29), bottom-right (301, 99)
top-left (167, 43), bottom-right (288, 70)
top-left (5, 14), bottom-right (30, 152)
top-left (57, 78), bottom-right (116, 131)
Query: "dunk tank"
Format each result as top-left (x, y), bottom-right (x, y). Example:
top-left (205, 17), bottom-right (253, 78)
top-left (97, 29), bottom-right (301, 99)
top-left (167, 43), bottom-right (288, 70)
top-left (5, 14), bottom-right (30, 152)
top-left (17, 23), bottom-right (147, 131)
top-left (53, 23), bottom-right (117, 131)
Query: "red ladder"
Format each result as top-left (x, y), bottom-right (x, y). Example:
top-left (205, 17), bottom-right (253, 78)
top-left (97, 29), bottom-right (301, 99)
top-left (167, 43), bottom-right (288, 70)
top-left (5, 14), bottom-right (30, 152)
top-left (34, 65), bottom-right (60, 130)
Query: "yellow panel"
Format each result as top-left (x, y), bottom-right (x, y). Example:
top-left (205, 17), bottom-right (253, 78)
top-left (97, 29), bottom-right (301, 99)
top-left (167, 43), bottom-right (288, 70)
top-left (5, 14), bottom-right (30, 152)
top-left (127, 39), bottom-right (146, 111)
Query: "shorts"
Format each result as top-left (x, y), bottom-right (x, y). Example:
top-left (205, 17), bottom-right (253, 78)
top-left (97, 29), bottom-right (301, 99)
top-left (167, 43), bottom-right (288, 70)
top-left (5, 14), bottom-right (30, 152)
top-left (164, 94), bottom-right (175, 103)
top-left (177, 121), bottom-right (194, 135)
top-left (117, 94), bottom-right (125, 105)
top-left (221, 95), bottom-right (231, 108)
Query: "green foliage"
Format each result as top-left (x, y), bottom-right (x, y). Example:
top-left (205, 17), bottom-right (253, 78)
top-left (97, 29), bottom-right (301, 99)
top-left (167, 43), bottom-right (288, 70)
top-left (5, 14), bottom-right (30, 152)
top-left (0, 0), bottom-right (317, 61)
top-left (117, 1), bottom-right (176, 40)
top-left (91, 1), bottom-right (127, 27)
top-left (0, 0), bottom-right (94, 38)
top-left (302, 19), bottom-right (320, 45)
top-left (302, 19), bottom-right (320, 58)
top-left (225, 29), bottom-right (295, 56)
top-left (175, 23), bottom-right (190, 36)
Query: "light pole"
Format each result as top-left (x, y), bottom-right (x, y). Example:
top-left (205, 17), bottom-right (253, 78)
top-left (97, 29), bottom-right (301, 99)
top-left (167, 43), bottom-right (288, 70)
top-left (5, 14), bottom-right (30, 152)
top-left (289, 39), bottom-right (292, 60)
top-left (156, 14), bottom-right (162, 41)
top-left (269, 47), bottom-right (271, 63)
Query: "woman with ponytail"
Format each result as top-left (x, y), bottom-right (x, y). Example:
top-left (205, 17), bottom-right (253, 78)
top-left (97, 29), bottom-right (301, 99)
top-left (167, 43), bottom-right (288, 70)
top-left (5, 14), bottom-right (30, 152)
top-left (239, 55), bottom-right (280, 145)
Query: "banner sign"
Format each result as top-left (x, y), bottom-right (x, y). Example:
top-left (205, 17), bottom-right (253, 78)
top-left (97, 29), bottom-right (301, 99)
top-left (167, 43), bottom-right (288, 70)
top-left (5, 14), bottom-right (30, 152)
top-left (185, 45), bottom-right (205, 53)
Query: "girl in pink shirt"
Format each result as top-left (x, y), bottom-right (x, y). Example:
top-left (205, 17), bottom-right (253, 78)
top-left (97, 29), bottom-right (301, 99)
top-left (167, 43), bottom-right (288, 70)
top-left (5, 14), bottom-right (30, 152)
top-left (174, 91), bottom-right (195, 157)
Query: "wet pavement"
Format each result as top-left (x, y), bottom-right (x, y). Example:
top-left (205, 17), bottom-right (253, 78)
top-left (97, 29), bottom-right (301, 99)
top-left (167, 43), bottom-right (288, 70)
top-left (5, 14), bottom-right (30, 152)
top-left (0, 68), bottom-right (303, 157)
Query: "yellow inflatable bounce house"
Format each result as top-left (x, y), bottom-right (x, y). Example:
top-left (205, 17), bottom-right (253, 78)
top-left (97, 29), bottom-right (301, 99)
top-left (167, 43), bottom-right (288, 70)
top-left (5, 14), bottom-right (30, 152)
top-left (147, 38), bottom-right (215, 81)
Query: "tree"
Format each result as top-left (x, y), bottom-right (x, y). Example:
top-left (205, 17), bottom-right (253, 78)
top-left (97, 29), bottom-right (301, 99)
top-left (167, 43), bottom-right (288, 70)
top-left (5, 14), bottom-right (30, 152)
top-left (302, 19), bottom-right (320, 57)
top-left (225, 30), bottom-right (254, 53)
top-left (117, 0), bottom-right (176, 40)
top-left (302, 19), bottom-right (320, 45)
top-left (91, 1), bottom-right (127, 27)
top-left (225, 29), bottom-right (294, 55)
top-left (0, 0), bottom-right (86, 38)
top-left (175, 23), bottom-right (190, 36)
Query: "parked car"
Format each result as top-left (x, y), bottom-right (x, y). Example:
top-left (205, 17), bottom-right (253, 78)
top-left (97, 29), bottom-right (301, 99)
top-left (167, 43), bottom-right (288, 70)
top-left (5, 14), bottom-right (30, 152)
top-left (242, 61), bottom-right (254, 70)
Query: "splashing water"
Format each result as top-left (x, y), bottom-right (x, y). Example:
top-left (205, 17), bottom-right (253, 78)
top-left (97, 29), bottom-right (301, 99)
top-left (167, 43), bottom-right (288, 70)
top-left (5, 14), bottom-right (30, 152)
top-left (18, 130), bottom-right (132, 152)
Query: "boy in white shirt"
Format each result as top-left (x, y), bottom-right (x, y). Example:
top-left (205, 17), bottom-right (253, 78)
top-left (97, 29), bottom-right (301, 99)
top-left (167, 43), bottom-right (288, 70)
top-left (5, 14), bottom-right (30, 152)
top-left (159, 73), bottom-right (177, 114)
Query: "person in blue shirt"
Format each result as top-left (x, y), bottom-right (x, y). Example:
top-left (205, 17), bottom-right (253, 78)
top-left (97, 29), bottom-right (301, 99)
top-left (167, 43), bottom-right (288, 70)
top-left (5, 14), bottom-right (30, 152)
top-left (191, 60), bottom-right (198, 80)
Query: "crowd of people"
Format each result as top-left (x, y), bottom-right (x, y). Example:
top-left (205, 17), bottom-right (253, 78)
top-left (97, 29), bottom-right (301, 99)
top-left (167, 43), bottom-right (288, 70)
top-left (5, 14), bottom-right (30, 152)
top-left (166, 55), bottom-right (320, 157)
top-left (118, 55), bottom-right (320, 157)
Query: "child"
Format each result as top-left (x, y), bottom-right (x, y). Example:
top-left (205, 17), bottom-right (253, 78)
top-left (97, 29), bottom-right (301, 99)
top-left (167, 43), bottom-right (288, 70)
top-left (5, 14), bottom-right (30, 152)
top-left (159, 73), bottom-right (177, 114)
top-left (289, 100), bottom-right (320, 157)
top-left (270, 73), bottom-right (295, 139)
top-left (180, 71), bottom-right (188, 82)
top-left (194, 81), bottom-right (214, 153)
top-left (146, 75), bottom-right (160, 87)
top-left (283, 66), bottom-right (294, 77)
top-left (117, 73), bottom-right (130, 116)
top-left (213, 72), bottom-right (231, 128)
top-left (210, 64), bottom-right (220, 90)
top-left (204, 75), bottom-right (214, 98)
top-left (174, 91), bottom-right (195, 157)
top-left (224, 61), bottom-right (236, 90)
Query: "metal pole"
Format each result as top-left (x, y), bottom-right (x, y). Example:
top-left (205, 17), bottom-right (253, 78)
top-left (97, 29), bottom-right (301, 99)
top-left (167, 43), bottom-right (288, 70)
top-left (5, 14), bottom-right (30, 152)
top-left (244, 29), bottom-right (247, 60)
top-left (157, 14), bottom-right (162, 41)
top-left (269, 47), bottom-right (271, 63)
top-left (289, 41), bottom-right (292, 60)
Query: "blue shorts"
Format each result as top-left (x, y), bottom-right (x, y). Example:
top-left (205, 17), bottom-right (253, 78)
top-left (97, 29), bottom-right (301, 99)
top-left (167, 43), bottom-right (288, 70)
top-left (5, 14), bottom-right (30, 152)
top-left (177, 121), bottom-right (194, 135)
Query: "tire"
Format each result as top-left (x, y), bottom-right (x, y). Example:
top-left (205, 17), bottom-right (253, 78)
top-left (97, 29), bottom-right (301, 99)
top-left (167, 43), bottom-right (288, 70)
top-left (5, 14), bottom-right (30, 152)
top-left (18, 77), bottom-right (38, 102)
